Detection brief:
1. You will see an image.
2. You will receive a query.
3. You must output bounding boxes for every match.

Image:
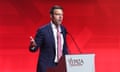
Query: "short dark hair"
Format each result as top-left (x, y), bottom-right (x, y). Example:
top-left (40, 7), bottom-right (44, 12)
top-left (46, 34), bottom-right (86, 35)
top-left (50, 5), bottom-right (63, 15)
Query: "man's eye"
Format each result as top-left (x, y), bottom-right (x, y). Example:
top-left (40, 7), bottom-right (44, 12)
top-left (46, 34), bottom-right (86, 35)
top-left (55, 14), bottom-right (63, 16)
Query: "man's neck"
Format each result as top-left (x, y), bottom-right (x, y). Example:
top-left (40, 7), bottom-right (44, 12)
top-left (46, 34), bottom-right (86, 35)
top-left (51, 21), bottom-right (60, 28)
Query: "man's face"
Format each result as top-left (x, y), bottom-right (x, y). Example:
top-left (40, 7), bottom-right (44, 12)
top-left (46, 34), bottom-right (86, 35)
top-left (51, 9), bottom-right (63, 25)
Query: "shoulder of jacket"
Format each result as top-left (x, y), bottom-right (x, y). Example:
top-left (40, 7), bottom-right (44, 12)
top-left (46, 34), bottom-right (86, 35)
top-left (37, 23), bottom-right (51, 31)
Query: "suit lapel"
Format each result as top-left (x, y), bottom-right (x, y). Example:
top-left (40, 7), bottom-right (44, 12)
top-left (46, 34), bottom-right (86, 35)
top-left (48, 24), bottom-right (66, 50)
top-left (48, 24), bottom-right (55, 48)
top-left (60, 25), bottom-right (65, 39)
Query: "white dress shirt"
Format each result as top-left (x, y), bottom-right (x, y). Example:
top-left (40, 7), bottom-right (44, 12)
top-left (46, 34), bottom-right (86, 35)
top-left (51, 21), bottom-right (64, 63)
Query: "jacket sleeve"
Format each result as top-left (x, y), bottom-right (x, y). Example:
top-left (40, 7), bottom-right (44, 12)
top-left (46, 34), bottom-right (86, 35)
top-left (29, 28), bottom-right (44, 52)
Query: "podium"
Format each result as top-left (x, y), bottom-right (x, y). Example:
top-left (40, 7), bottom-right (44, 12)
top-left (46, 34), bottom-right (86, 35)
top-left (47, 54), bottom-right (95, 72)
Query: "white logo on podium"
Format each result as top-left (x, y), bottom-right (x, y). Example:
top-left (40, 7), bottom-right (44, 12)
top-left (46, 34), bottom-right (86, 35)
top-left (68, 58), bottom-right (84, 66)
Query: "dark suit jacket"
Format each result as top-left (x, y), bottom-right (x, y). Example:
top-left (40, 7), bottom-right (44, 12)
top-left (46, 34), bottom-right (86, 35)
top-left (29, 23), bottom-right (68, 72)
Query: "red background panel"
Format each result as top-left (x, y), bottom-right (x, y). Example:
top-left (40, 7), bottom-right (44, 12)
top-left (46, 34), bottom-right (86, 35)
top-left (0, 0), bottom-right (120, 72)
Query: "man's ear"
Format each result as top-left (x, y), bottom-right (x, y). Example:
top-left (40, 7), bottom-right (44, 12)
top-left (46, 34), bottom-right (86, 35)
top-left (50, 14), bottom-right (52, 18)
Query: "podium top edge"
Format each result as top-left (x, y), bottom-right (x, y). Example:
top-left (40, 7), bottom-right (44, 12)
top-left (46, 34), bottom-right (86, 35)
top-left (65, 53), bottom-right (95, 56)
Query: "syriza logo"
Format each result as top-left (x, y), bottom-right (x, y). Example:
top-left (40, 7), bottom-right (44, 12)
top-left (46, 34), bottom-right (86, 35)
top-left (68, 58), bottom-right (84, 67)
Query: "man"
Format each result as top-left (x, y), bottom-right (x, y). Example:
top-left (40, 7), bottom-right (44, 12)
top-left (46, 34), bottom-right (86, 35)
top-left (29, 5), bottom-right (68, 72)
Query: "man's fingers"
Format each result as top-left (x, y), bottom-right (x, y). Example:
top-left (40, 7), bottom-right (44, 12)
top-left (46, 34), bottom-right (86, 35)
top-left (30, 36), bottom-right (34, 42)
top-left (29, 36), bottom-right (37, 47)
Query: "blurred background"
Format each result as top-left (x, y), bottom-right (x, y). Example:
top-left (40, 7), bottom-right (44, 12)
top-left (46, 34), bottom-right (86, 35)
top-left (0, 0), bottom-right (120, 72)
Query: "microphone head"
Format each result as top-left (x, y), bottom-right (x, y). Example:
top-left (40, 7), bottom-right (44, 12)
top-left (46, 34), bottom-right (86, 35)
top-left (61, 31), bottom-right (68, 34)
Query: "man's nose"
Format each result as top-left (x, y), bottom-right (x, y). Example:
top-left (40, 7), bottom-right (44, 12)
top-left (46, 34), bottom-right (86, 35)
top-left (59, 15), bottom-right (63, 19)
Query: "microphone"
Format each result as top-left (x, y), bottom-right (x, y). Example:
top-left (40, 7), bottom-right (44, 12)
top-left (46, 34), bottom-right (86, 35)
top-left (61, 31), bottom-right (81, 53)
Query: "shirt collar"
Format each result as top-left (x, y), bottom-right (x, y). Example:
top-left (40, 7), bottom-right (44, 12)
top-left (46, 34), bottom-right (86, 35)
top-left (50, 21), bottom-right (62, 32)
